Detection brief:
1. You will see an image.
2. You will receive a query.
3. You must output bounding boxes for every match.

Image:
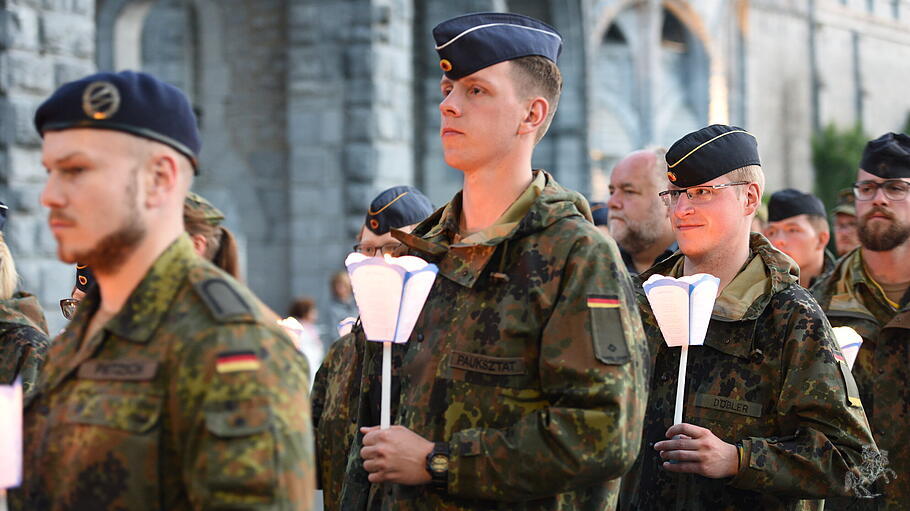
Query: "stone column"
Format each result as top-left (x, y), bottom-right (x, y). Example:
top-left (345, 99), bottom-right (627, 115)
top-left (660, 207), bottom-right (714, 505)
top-left (287, 0), bottom-right (414, 332)
top-left (0, 0), bottom-right (95, 332)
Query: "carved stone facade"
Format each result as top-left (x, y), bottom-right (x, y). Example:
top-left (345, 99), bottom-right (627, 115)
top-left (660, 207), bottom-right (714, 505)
top-left (2, 0), bottom-right (909, 331)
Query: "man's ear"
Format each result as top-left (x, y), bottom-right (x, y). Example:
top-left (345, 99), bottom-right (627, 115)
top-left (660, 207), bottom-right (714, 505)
top-left (144, 152), bottom-right (180, 208)
top-left (517, 96), bottom-right (549, 136)
top-left (816, 229), bottom-right (831, 251)
top-left (743, 183), bottom-right (761, 217)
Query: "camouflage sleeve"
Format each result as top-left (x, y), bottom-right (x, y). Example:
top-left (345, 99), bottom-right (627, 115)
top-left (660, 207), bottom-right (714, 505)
top-left (446, 235), bottom-right (649, 500)
top-left (171, 322), bottom-right (315, 510)
top-left (728, 288), bottom-right (877, 497)
top-left (0, 326), bottom-right (50, 403)
top-left (312, 331), bottom-right (357, 492)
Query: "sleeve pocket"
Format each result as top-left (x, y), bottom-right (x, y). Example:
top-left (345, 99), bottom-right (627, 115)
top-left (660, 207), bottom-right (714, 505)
top-left (587, 294), bottom-right (631, 365)
top-left (202, 400), bottom-right (277, 502)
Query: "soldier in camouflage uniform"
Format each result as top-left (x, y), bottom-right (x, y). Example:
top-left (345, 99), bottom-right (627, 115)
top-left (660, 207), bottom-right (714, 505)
top-left (620, 125), bottom-right (878, 511)
top-left (13, 71), bottom-right (314, 510)
top-left (312, 185), bottom-right (434, 510)
top-left (0, 203), bottom-right (51, 402)
top-left (338, 13), bottom-right (649, 511)
top-left (812, 132), bottom-right (910, 510)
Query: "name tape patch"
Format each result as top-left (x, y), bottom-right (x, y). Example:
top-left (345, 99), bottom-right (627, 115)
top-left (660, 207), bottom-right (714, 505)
top-left (78, 359), bottom-right (158, 381)
top-left (449, 351), bottom-right (526, 376)
top-left (695, 393), bottom-right (762, 418)
top-left (216, 350), bottom-right (261, 373)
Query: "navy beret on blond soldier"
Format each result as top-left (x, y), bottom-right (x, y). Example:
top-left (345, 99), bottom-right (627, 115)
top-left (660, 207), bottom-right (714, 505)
top-left (0, 201), bottom-right (7, 232)
top-left (860, 132), bottom-right (910, 179)
top-left (366, 186), bottom-right (434, 235)
top-left (768, 189), bottom-right (826, 222)
top-left (665, 125), bottom-right (761, 188)
top-left (34, 71), bottom-right (201, 172)
top-left (75, 264), bottom-right (95, 293)
top-left (433, 12), bottom-right (562, 80)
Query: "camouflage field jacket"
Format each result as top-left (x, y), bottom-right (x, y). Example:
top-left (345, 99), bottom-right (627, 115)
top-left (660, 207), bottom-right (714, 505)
top-left (337, 171), bottom-right (649, 511)
top-left (14, 235), bottom-right (314, 511)
top-left (812, 248), bottom-right (908, 510)
top-left (0, 291), bottom-right (50, 401)
top-left (620, 234), bottom-right (878, 511)
top-left (312, 329), bottom-right (362, 511)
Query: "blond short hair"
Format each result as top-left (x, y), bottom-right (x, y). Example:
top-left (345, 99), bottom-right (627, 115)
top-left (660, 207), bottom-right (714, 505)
top-left (726, 164), bottom-right (765, 198)
top-left (0, 234), bottom-right (19, 300)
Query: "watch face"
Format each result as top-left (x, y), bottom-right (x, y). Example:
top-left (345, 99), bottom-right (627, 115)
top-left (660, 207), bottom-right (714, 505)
top-left (430, 453), bottom-right (448, 473)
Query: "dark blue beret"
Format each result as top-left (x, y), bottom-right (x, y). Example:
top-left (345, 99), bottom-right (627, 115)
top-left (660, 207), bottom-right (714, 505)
top-left (75, 264), bottom-right (95, 293)
top-left (768, 189), bottom-right (826, 222)
top-left (34, 71), bottom-right (201, 172)
top-left (433, 12), bottom-right (562, 80)
top-left (666, 125), bottom-right (761, 187)
top-left (590, 201), bottom-right (609, 226)
top-left (860, 132), bottom-right (910, 179)
top-left (0, 201), bottom-right (6, 232)
top-left (366, 186), bottom-right (434, 235)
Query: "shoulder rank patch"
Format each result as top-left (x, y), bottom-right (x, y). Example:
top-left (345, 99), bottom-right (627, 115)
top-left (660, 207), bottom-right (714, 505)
top-left (193, 277), bottom-right (254, 323)
top-left (216, 350), bottom-right (260, 373)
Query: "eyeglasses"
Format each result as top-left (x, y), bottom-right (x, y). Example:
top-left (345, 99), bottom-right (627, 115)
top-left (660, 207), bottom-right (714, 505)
top-left (658, 181), bottom-right (750, 207)
top-left (853, 180), bottom-right (910, 201)
top-left (60, 298), bottom-right (79, 320)
top-left (352, 243), bottom-right (402, 256)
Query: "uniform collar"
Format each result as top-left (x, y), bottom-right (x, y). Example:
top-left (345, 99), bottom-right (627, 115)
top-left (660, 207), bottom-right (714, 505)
top-left (70, 234), bottom-right (198, 344)
top-left (394, 172), bottom-right (546, 288)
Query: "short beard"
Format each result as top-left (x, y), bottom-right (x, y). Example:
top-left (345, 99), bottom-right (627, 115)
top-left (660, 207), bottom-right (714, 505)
top-left (614, 216), bottom-right (667, 255)
top-left (858, 208), bottom-right (910, 252)
top-left (68, 169), bottom-right (147, 273)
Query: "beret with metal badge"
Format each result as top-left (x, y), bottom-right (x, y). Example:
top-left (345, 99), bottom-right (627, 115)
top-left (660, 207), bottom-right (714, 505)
top-left (34, 70), bottom-right (201, 172)
top-left (75, 264), bottom-right (95, 293)
top-left (665, 124), bottom-right (761, 187)
top-left (860, 132), bottom-right (910, 179)
top-left (768, 188), bottom-right (827, 222)
top-left (433, 12), bottom-right (562, 80)
top-left (366, 186), bottom-right (434, 235)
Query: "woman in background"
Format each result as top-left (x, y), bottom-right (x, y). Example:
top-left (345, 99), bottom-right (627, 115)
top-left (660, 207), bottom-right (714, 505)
top-left (184, 192), bottom-right (242, 280)
top-left (0, 201), bottom-right (50, 402)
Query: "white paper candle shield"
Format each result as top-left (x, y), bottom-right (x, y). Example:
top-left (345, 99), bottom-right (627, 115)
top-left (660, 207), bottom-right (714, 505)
top-left (345, 253), bottom-right (439, 430)
top-left (345, 253), bottom-right (439, 344)
top-left (0, 379), bottom-right (22, 489)
top-left (642, 273), bottom-right (719, 348)
top-left (643, 273), bottom-right (720, 426)
top-left (832, 326), bottom-right (863, 370)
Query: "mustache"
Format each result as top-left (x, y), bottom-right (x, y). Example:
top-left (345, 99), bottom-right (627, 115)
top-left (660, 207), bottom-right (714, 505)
top-left (862, 206), bottom-right (895, 222)
top-left (48, 211), bottom-right (76, 224)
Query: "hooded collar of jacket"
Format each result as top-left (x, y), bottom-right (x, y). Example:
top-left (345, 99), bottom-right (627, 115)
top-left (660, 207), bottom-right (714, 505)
top-left (0, 292), bottom-right (49, 334)
top-left (641, 232), bottom-right (799, 322)
top-left (392, 170), bottom-right (592, 288)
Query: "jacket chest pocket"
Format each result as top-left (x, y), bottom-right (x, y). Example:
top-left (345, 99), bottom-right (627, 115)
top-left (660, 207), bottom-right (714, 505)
top-left (55, 391), bottom-right (163, 509)
top-left (685, 330), bottom-right (778, 441)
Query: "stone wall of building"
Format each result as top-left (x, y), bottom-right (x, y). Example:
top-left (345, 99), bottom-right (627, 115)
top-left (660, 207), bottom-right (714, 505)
top-left (0, 0), bottom-right (96, 332)
top-left (4, 0), bottom-right (910, 334)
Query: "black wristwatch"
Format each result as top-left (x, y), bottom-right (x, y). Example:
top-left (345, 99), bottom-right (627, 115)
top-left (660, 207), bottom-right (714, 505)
top-left (425, 442), bottom-right (449, 489)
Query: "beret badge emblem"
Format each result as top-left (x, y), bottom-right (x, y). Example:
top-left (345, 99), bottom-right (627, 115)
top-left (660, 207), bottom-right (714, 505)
top-left (82, 81), bottom-right (121, 120)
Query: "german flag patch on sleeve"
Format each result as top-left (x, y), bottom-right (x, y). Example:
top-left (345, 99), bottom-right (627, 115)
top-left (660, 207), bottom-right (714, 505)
top-left (587, 295), bottom-right (620, 309)
top-left (216, 350), bottom-right (261, 373)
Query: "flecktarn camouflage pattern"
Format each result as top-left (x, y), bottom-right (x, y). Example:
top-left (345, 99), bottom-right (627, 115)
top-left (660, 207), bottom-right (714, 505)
top-left (620, 233), bottom-right (880, 511)
top-left (338, 170), bottom-right (649, 511)
top-left (0, 291), bottom-right (49, 402)
top-left (12, 234), bottom-right (314, 511)
top-left (813, 247), bottom-right (907, 510)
